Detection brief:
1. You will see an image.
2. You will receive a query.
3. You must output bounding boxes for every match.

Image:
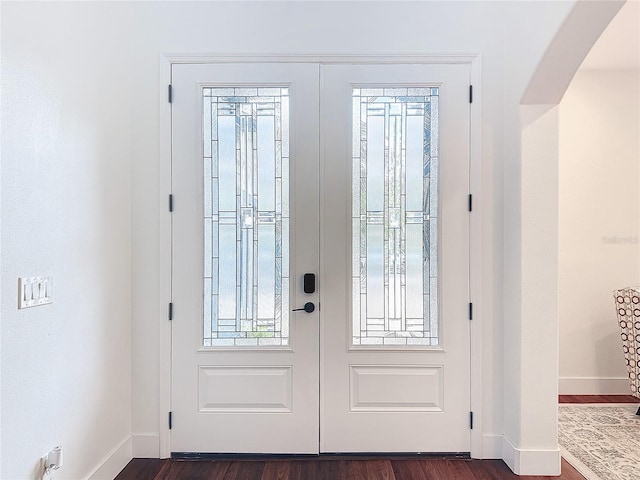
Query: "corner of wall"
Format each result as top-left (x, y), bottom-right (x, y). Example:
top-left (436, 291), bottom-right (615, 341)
top-left (502, 436), bottom-right (561, 476)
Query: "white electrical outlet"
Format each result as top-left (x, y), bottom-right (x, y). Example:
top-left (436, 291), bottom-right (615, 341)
top-left (42, 445), bottom-right (63, 480)
top-left (18, 276), bottom-right (54, 309)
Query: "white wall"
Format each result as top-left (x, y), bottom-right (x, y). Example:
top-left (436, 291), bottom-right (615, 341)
top-left (558, 69), bottom-right (640, 394)
top-left (1, 3), bottom-right (133, 479)
top-left (0, 2), bottom-right (3, 476)
top-left (0, 1), bottom-right (622, 477)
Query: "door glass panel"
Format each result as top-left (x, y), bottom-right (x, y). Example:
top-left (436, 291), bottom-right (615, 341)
top-left (352, 87), bottom-right (439, 347)
top-left (203, 87), bottom-right (290, 347)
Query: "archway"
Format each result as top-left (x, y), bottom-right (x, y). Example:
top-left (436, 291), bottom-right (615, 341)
top-left (508, 0), bottom-right (625, 475)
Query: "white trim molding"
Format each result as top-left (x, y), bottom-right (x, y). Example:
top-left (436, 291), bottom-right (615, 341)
top-left (159, 52), bottom-right (483, 459)
top-left (468, 53), bottom-right (483, 460)
top-left (84, 435), bottom-right (132, 480)
top-left (502, 436), bottom-right (560, 476)
top-left (162, 53), bottom-right (480, 66)
top-left (559, 377), bottom-right (631, 395)
top-left (158, 53), bottom-right (173, 459)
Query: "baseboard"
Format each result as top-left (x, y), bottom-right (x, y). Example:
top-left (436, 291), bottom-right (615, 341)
top-left (559, 377), bottom-right (630, 395)
top-left (480, 434), bottom-right (503, 458)
top-left (84, 435), bottom-right (133, 480)
top-left (501, 436), bottom-right (560, 475)
top-left (133, 434), bottom-right (160, 458)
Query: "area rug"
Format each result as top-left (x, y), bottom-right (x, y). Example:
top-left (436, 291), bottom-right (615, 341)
top-left (558, 404), bottom-right (640, 480)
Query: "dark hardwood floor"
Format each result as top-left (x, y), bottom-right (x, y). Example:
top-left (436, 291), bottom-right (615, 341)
top-left (115, 457), bottom-right (586, 480)
top-left (117, 396), bottom-right (640, 480)
top-left (559, 394), bottom-right (638, 403)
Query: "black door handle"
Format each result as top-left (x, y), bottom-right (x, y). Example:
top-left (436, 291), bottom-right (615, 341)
top-left (292, 302), bottom-right (315, 313)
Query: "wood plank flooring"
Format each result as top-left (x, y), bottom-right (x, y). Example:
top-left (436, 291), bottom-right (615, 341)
top-left (118, 396), bottom-right (640, 480)
top-left (559, 394), bottom-right (638, 403)
top-left (115, 457), bottom-right (586, 480)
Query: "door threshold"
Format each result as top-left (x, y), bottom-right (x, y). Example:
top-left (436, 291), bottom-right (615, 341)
top-left (171, 452), bottom-right (471, 461)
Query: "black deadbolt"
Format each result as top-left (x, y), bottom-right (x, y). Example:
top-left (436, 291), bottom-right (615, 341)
top-left (303, 273), bottom-right (316, 294)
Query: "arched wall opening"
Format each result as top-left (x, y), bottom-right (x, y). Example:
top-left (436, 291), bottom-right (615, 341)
top-left (557, 1), bottom-right (640, 399)
top-left (509, 0), bottom-right (626, 475)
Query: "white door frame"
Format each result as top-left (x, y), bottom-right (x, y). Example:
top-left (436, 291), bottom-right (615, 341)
top-left (158, 53), bottom-right (483, 459)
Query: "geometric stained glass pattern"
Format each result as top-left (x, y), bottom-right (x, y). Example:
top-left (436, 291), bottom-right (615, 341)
top-left (352, 88), bottom-right (439, 347)
top-left (203, 87), bottom-right (289, 347)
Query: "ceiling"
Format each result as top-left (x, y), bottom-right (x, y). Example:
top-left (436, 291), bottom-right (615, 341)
top-left (580, 0), bottom-right (640, 70)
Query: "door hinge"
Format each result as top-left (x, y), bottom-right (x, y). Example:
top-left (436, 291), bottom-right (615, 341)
top-left (169, 302), bottom-right (173, 321)
top-left (469, 302), bottom-right (473, 320)
top-left (168, 411), bottom-right (173, 430)
top-left (168, 84), bottom-right (173, 103)
top-left (469, 85), bottom-right (473, 103)
top-left (470, 411), bottom-right (474, 429)
top-left (169, 194), bottom-right (174, 212)
top-left (468, 194), bottom-right (473, 212)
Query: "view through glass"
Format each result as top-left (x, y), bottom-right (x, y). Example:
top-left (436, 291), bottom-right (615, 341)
top-left (352, 87), bottom-right (440, 347)
top-left (203, 87), bottom-right (290, 347)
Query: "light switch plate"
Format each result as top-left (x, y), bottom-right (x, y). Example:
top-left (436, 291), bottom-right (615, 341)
top-left (18, 276), bottom-right (54, 309)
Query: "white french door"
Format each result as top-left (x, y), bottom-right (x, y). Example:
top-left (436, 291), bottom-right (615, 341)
top-left (171, 63), bottom-right (320, 453)
top-left (170, 62), bottom-right (470, 454)
top-left (321, 64), bottom-right (470, 452)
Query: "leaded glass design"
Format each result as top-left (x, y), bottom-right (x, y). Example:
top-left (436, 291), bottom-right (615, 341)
top-left (203, 87), bottom-right (289, 347)
top-left (352, 88), bottom-right (439, 347)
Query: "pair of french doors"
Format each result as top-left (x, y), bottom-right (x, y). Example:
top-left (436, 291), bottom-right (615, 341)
top-left (170, 62), bottom-right (470, 454)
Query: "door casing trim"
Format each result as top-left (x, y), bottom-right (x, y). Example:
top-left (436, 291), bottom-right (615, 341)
top-left (158, 53), bottom-right (483, 459)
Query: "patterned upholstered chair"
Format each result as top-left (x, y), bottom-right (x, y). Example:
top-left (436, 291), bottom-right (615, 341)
top-left (613, 287), bottom-right (640, 415)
